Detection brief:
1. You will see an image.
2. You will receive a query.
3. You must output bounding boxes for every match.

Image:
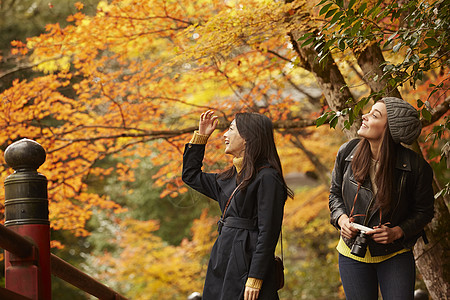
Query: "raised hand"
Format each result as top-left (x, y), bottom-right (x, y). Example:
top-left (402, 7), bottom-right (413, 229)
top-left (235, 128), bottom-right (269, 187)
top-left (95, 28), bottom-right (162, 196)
top-left (199, 110), bottom-right (219, 136)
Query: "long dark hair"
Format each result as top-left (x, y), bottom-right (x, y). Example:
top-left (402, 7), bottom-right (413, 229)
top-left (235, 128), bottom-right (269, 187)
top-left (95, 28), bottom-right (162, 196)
top-left (218, 112), bottom-right (294, 199)
top-left (352, 123), bottom-right (397, 213)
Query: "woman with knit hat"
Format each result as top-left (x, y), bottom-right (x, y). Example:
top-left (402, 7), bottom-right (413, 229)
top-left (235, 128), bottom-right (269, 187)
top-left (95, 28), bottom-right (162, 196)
top-left (182, 111), bottom-right (293, 300)
top-left (329, 97), bottom-right (435, 299)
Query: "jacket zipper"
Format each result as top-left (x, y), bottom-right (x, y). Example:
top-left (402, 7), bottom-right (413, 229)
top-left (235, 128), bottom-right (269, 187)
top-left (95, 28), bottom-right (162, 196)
top-left (363, 195), bottom-right (375, 226)
top-left (349, 179), bottom-right (374, 226)
top-left (390, 171), bottom-right (406, 222)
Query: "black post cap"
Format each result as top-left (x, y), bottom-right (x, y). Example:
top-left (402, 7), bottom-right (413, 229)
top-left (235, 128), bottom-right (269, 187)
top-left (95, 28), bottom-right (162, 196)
top-left (4, 139), bottom-right (46, 171)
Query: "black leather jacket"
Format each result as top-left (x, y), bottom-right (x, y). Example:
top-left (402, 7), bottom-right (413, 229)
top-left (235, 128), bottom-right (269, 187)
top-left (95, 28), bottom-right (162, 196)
top-left (329, 139), bottom-right (435, 256)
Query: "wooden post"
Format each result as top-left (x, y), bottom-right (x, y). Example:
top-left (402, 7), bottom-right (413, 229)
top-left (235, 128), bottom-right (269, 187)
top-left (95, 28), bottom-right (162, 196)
top-left (4, 139), bottom-right (51, 300)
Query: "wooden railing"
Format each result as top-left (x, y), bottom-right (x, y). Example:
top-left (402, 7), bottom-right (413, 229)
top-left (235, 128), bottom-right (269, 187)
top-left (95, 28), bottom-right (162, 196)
top-left (1, 139), bottom-right (128, 300)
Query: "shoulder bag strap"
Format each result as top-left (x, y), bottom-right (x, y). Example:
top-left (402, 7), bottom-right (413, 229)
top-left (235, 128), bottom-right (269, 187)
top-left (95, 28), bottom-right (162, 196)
top-left (222, 182), bottom-right (242, 219)
top-left (280, 227), bottom-right (284, 260)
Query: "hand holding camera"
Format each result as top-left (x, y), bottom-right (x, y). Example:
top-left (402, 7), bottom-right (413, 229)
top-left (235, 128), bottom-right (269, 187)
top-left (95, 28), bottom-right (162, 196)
top-left (370, 224), bottom-right (404, 244)
top-left (349, 223), bottom-right (374, 257)
top-left (338, 215), bottom-right (359, 240)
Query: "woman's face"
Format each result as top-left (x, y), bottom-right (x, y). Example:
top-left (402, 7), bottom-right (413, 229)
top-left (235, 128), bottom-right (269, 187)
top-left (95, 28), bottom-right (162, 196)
top-left (223, 120), bottom-right (246, 157)
top-left (358, 102), bottom-right (388, 142)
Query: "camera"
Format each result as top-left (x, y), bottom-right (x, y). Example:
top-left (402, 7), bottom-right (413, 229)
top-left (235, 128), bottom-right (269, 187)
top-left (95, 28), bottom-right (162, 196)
top-left (350, 223), bottom-right (372, 258)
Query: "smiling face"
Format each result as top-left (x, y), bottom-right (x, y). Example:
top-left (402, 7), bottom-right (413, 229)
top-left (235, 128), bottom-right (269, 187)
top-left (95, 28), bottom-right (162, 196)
top-left (358, 102), bottom-right (388, 142)
top-left (223, 120), bottom-right (246, 157)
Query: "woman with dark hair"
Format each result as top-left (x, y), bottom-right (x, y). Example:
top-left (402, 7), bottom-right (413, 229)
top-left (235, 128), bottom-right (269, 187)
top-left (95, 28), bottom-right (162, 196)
top-left (182, 110), bottom-right (293, 300)
top-left (329, 97), bottom-right (435, 299)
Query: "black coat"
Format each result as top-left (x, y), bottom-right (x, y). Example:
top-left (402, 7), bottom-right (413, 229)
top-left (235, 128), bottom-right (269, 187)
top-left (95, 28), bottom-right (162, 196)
top-left (182, 144), bottom-right (286, 300)
top-left (329, 139), bottom-right (435, 256)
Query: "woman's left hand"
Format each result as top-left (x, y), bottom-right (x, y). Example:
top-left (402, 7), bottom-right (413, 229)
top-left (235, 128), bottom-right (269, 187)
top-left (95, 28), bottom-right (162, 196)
top-left (370, 225), bottom-right (404, 244)
top-left (244, 286), bottom-right (260, 300)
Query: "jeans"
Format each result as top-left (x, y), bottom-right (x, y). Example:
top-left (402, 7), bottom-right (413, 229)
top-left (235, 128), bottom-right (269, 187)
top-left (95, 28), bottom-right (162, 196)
top-left (339, 252), bottom-right (415, 300)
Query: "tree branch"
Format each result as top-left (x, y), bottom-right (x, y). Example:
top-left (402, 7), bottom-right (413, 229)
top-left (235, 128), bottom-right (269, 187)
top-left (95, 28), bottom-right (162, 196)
top-left (422, 96), bottom-right (450, 127)
top-left (0, 55), bottom-right (62, 79)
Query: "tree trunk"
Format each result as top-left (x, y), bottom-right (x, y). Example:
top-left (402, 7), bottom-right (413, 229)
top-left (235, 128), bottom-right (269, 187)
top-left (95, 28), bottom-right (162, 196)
top-left (354, 42), bottom-right (402, 99)
top-left (413, 191), bottom-right (450, 300)
top-left (289, 31), bottom-right (361, 139)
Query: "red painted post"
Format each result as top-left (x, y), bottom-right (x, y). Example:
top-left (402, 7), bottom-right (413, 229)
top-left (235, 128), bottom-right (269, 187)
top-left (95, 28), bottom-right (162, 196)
top-left (4, 139), bottom-right (51, 300)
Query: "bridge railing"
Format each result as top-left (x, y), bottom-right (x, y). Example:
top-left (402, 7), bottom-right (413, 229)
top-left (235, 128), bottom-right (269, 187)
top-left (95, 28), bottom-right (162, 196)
top-left (0, 139), bottom-right (128, 300)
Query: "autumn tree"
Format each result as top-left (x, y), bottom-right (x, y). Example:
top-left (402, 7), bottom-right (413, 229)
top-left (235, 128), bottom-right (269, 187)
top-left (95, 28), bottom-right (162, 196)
top-left (0, 0), bottom-right (448, 298)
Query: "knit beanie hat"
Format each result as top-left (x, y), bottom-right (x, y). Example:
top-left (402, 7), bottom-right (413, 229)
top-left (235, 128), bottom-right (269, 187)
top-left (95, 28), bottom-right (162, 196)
top-left (382, 97), bottom-right (422, 145)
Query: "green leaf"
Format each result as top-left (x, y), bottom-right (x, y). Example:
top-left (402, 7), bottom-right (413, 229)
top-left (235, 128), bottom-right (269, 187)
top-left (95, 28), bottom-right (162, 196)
top-left (348, 0), bottom-right (356, 10)
top-left (297, 32), bottom-right (313, 41)
top-left (358, 2), bottom-right (367, 14)
top-left (325, 8), bottom-right (338, 19)
top-left (429, 88), bottom-right (438, 98)
top-left (314, 41), bottom-right (325, 52)
top-left (338, 39), bottom-right (346, 50)
top-left (362, 24), bottom-right (372, 38)
top-left (344, 120), bottom-right (351, 129)
top-left (388, 32), bottom-right (397, 41)
top-left (329, 115), bottom-right (339, 128)
top-left (422, 108), bottom-right (432, 121)
top-left (372, 6), bottom-right (381, 18)
top-left (432, 125), bottom-right (443, 133)
top-left (301, 37), bottom-right (316, 47)
top-left (383, 39), bottom-right (391, 49)
top-left (339, 85), bottom-right (348, 92)
top-left (349, 110), bottom-right (355, 124)
top-left (319, 53), bottom-right (329, 65)
top-left (417, 99), bottom-right (424, 108)
top-left (417, 70), bottom-right (423, 81)
top-left (317, 0), bottom-right (330, 6)
top-left (319, 3), bottom-right (334, 15)
top-left (316, 113), bottom-right (328, 127)
top-left (393, 42), bottom-right (402, 52)
top-left (351, 20), bottom-right (362, 36)
top-left (388, 78), bottom-right (396, 87)
top-left (330, 11), bottom-right (343, 25)
top-left (336, 0), bottom-right (344, 8)
top-left (424, 38), bottom-right (439, 47)
top-left (367, 6), bottom-right (377, 16)
top-left (323, 39), bottom-right (334, 52)
top-left (420, 47), bottom-right (432, 54)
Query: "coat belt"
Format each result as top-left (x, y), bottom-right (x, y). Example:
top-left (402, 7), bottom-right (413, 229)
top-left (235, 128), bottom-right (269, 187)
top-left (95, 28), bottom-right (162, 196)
top-left (218, 217), bottom-right (257, 234)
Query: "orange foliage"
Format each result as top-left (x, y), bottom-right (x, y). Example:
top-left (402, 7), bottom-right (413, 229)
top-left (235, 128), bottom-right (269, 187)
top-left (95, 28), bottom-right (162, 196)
top-left (1, 0), bottom-right (445, 241)
top-left (2, 0), bottom-right (314, 236)
top-left (88, 209), bottom-right (217, 299)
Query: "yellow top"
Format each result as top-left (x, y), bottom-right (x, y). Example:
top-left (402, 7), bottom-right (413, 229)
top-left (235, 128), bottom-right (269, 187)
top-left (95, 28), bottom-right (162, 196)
top-left (337, 156), bottom-right (409, 263)
top-left (336, 237), bottom-right (410, 263)
top-left (233, 157), bottom-right (244, 173)
top-left (189, 130), bottom-right (210, 144)
top-left (245, 277), bottom-right (263, 289)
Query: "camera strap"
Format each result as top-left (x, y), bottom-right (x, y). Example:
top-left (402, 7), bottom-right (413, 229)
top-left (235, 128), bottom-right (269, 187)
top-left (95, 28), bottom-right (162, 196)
top-left (350, 182), bottom-right (384, 227)
top-left (349, 183), bottom-right (364, 219)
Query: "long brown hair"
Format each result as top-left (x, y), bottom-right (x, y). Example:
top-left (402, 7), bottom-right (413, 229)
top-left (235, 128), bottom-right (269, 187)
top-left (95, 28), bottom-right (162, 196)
top-left (218, 112), bottom-right (294, 199)
top-left (352, 124), bottom-right (397, 212)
